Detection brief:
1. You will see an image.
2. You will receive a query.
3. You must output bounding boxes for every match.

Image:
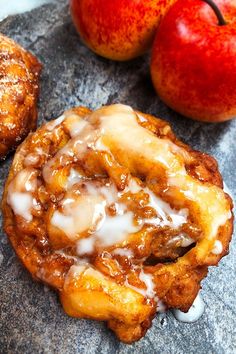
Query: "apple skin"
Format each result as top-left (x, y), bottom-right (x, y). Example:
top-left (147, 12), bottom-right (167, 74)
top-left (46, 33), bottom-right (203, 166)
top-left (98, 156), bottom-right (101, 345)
top-left (70, 0), bottom-right (175, 61)
top-left (150, 0), bottom-right (236, 122)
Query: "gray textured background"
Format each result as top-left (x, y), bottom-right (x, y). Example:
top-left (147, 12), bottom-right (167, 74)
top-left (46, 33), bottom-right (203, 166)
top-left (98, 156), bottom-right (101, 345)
top-left (0, 1), bottom-right (235, 353)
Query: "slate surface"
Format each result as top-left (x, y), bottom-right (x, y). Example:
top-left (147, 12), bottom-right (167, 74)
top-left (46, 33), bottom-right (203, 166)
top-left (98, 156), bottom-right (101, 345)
top-left (0, 1), bottom-right (235, 353)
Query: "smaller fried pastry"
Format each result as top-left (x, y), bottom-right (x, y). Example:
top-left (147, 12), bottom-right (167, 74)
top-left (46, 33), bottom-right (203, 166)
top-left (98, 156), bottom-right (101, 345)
top-left (0, 34), bottom-right (41, 159)
top-left (2, 104), bottom-right (233, 343)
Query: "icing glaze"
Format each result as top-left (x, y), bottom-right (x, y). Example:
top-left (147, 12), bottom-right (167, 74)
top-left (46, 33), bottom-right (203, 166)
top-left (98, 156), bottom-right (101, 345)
top-left (51, 175), bottom-right (188, 255)
top-left (139, 269), bottom-right (156, 299)
top-left (7, 192), bottom-right (34, 222)
top-left (173, 293), bottom-right (205, 323)
top-left (40, 103), bottom-right (230, 252)
top-left (6, 104), bottom-right (232, 307)
top-left (144, 189), bottom-right (188, 229)
top-left (66, 168), bottom-right (83, 188)
top-left (7, 168), bottom-right (39, 221)
top-left (212, 240), bottom-right (223, 255)
top-left (51, 194), bottom-right (106, 239)
top-left (124, 270), bottom-right (156, 299)
top-left (46, 114), bottom-right (65, 131)
top-left (112, 248), bottom-right (133, 258)
top-left (167, 233), bottom-right (194, 248)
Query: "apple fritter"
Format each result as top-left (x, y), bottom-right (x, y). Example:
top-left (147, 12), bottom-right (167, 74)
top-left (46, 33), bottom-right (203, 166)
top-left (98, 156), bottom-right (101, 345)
top-left (0, 33), bottom-right (41, 159)
top-left (2, 104), bottom-right (233, 343)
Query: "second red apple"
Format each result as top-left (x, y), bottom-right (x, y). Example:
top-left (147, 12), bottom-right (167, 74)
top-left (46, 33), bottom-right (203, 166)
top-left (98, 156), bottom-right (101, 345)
top-left (151, 0), bottom-right (236, 122)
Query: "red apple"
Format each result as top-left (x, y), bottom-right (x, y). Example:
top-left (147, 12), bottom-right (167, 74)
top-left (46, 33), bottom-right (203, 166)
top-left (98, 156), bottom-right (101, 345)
top-left (70, 0), bottom-right (176, 61)
top-left (151, 0), bottom-right (236, 122)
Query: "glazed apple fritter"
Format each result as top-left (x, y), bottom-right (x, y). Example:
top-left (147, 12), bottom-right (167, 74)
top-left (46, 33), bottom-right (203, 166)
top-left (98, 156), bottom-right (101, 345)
top-left (0, 33), bottom-right (41, 159)
top-left (2, 104), bottom-right (233, 343)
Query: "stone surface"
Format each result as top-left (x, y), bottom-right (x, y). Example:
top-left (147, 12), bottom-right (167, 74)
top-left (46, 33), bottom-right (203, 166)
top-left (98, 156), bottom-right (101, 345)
top-left (0, 1), bottom-right (235, 353)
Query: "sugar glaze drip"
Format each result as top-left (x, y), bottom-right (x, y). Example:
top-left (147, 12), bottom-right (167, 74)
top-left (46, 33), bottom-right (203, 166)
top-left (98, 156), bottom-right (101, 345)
top-left (173, 293), bottom-right (205, 323)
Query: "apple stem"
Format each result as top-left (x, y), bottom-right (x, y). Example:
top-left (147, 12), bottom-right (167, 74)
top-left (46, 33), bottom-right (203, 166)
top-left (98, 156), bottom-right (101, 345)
top-left (202, 0), bottom-right (227, 26)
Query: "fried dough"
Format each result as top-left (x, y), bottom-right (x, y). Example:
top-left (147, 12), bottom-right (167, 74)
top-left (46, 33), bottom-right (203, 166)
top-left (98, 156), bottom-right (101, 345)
top-left (2, 104), bottom-right (233, 342)
top-left (0, 34), bottom-right (41, 159)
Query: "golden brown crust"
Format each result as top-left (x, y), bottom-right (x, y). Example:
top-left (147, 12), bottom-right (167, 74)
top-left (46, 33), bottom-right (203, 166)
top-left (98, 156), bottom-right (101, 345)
top-left (0, 34), bottom-right (41, 159)
top-left (2, 105), bottom-right (234, 343)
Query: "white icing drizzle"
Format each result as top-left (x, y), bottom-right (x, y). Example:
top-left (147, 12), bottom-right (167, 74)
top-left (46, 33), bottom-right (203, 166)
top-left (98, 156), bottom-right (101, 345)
top-left (99, 184), bottom-right (118, 205)
top-left (136, 113), bottom-right (148, 123)
top-left (212, 240), bottom-right (223, 255)
top-left (51, 193), bottom-right (106, 239)
top-left (0, 0), bottom-right (53, 21)
top-left (180, 234), bottom-right (194, 247)
top-left (64, 253), bottom-right (156, 300)
top-left (24, 153), bottom-right (40, 166)
top-left (210, 211), bottom-right (231, 239)
top-left (65, 118), bottom-right (89, 138)
top-left (96, 211), bottom-right (139, 246)
top-left (64, 263), bottom-right (89, 288)
top-left (123, 279), bottom-right (147, 298)
top-left (52, 179), bottom-right (141, 251)
top-left (112, 248), bottom-right (133, 258)
top-left (95, 137), bottom-right (109, 151)
top-left (124, 178), bottom-right (142, 194)
top-left (169, 175), bottom-right (231, 239)
top-left (51, 174), bottom-right (188, 255)
top-left (144, 189), bottom-right (188, 229)
top-left (66, 263), bottom-right (156, 301)
top-left (139, 269), bottom-right (155, 299)
top-left (76, 238), bottom-right (95, 256)
top-left (167, 233), bottom-right (194, 248)
top-left (42, 124), bottom-right (97, 186)
top-left (125, 178), bottom-right (189, 229)
top-left (156, 300), bottom-right (166, 313)
top-left (7, 192), bottom-right (34, 222)
top-left (41, 103), bottom-right (231, 253)
top-left (124, 268), bottom-right (156, 299)
top-left (46, 114), bottom-right (65, 131)
top-left (7, 168), bottom-right (39, 222)
top-left (66, 168), bottom-right (83, 188)
top-left (173, 293), bottom-right (205, 323)
top-left (54, 250), bottom-right (78, 262)
top-left (68, 264), bottom-right (87, 278)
